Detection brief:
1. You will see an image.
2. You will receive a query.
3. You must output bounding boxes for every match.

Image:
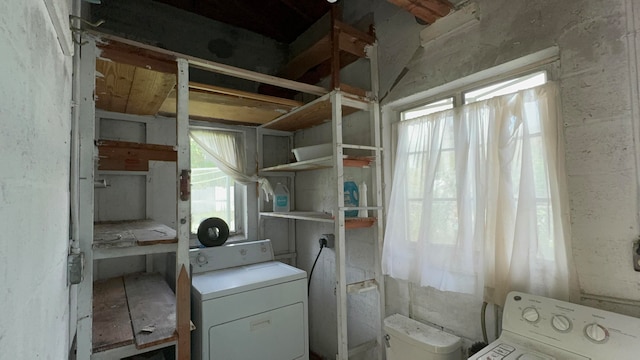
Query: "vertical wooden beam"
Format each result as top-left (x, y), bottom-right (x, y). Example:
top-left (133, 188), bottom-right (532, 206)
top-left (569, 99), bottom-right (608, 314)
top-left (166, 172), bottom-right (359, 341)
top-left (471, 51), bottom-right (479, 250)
top-left (177, 265), bottom-right (190, 360)
top-left (175, 58), bottom-right (191, 360)
top-left (76, 36), bottom-right (97, 359)
top-left (331, 92), bottom-right (349, 360)
top-left (368, 42), bottom-right (386, 360)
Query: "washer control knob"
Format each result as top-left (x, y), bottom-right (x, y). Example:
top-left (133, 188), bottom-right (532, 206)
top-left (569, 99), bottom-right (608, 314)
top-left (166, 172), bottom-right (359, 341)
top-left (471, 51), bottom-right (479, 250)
top-left (551, 315), bottom-right (572, 332)
top-left (522, 307), bottom-right (540, 323)
top-left (196, 253), bottom-right (207, 265)
top-left (585, 323), bottom-right (608, 343)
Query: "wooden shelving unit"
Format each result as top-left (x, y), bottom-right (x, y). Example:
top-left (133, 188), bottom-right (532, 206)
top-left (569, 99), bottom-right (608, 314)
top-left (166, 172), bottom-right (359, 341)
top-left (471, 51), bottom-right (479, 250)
top-left (256, 15), bottom-right (386, 356)
top-left (76, 36), bottom-right (191, 360)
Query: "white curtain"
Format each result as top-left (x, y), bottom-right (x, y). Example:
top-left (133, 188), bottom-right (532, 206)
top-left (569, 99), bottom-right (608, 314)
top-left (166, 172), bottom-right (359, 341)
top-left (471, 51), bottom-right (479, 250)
top-left (189, 129), bottom-right (274, 199)
top-left (382, 83), bottom-right (576, 305)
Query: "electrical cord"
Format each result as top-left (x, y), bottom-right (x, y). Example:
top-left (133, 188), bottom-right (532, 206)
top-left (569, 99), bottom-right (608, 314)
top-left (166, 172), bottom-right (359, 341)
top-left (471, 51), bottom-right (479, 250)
top-left (308, 243), bottom-right (325, 296)
top-left (481, 301), bottom-right (489, 343)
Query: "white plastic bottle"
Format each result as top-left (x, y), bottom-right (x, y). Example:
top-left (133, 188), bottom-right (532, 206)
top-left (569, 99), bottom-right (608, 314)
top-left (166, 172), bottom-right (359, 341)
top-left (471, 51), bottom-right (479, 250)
top-left (358, 181), bottom-right (368, 218)
top-left (273, 182), bottom-right (290, 212)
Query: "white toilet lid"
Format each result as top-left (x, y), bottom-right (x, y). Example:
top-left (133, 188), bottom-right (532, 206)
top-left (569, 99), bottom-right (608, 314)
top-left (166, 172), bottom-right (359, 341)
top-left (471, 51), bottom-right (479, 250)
top-left (384, 314), bottom-right (461, 354)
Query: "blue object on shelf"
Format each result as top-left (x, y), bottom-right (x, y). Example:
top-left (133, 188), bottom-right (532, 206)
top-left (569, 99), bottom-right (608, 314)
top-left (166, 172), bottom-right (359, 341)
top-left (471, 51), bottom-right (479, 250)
top-left (344, 181), bottom-right (359, 218)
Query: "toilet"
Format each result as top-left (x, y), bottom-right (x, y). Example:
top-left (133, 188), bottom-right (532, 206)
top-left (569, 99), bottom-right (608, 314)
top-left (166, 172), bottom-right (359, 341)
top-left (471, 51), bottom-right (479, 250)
top-left (384, 314), bottom-right (462, 360)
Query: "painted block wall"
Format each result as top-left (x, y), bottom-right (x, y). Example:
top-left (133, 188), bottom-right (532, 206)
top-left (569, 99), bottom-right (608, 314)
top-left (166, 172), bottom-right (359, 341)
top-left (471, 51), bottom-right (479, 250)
top-left (373, 0), bottom-right (640, 350)
top-left (294, 110), bottom-right (381, 359)
top-left (0, 0), bottom-right (72, 359)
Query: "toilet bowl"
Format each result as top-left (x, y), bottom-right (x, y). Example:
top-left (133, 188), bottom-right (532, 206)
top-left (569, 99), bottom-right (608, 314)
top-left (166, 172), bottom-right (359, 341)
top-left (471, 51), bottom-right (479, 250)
top-left (384, 314), bottom-right (461, 360)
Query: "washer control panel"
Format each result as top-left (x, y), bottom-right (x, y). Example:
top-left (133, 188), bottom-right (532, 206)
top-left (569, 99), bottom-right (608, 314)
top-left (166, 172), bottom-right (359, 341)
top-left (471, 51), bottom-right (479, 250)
top-left (503, 291), bottom-right (640, 358)
top-left (189, 239), bottom-right (274, 273)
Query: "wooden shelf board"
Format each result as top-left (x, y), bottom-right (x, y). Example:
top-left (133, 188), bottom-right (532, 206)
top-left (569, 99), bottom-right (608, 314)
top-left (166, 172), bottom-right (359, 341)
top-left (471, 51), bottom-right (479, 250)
top-left (345, 217), bottom-right (377, 229)
top-left (95, 59), bottom-right (176, 116)
top-left (92, 273), bottom-right (177, 354)
top-left (260, 91), bottom-right (365, 131)
top-left (92, 277), bottom-right (134, 353)
top-left (260, 211), bottom-right (376, 229)
top-left (97, 140), bottom-right (177, 171)
top-left (260, 156), bottom-right (373, 172)
top-left (125, 272), bottom-right (178, 349)
top-left (260, 211), bottom-right (334, 223)
top-left (158, 82), bottom-right (302, 125)
top-left (275, 20), bottom-right (374, 86)
top-left (93, 219), bottom-right (177, 249)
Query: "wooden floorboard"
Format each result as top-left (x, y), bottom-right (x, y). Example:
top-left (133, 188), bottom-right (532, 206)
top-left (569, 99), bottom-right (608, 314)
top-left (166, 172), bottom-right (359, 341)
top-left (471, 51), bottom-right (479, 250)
top-left (124, 272), bottom-right (178, 349)
top-left (94, 220), bottom-right (177, 248)
top-left (93, 277), bottom-right (134, 353)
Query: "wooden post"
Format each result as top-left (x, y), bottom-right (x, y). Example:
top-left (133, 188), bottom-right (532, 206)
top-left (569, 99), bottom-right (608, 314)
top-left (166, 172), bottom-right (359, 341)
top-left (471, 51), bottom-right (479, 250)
top-left (331, 91), bottom-right (349, 359)
top-left (175, 58), bottom-right (191, 360)
top-left (76, 36), bottom-right (97, 359)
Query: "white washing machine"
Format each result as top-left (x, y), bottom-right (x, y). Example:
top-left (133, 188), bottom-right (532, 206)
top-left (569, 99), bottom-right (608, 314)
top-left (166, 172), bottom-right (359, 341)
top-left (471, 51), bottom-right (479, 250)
top-left (190, 239), bottom-right (308, 360)
top-left (469, 291), bottom-right (640, 359)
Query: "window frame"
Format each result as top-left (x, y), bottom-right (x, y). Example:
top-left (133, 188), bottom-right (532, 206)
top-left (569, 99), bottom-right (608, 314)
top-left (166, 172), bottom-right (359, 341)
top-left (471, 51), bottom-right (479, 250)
top-left (188, 122), bottom-right (250, 244)
top-left (389, 52), bottom-right (560, 249)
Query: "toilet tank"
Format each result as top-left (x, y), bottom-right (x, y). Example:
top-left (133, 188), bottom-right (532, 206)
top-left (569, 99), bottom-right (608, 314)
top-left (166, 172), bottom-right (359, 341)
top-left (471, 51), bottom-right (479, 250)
top-left (384, 314), bottom-right (461, 360)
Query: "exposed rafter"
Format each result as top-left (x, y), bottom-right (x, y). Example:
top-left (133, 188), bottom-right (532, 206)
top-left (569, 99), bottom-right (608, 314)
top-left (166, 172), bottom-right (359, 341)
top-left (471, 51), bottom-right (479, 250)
top-left (387, 0), bottom-right (454, 24)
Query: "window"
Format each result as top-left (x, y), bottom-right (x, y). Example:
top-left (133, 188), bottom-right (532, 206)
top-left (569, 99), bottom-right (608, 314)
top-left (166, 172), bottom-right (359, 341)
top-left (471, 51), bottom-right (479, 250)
top-left (190, 137), bottom-right (237, 233)
top-left (464, 71), bottom-right (547, 104)
top-left (402, 97), bottom-right (454, 120)
top-left (382, 71), bottom-right (573, 305)
top-left (190, 129), bottom-right (249, 238)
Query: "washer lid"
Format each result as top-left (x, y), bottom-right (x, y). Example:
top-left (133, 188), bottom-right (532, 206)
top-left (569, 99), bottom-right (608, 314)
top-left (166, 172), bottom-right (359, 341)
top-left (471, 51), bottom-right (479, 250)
top-left (192, 261), bottom-right (307, 301)
top-left (384, 314), bottom-right (461, 354)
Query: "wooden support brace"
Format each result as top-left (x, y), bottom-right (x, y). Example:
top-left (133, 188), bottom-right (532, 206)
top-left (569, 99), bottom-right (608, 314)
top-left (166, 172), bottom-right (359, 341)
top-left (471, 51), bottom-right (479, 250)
top-left (177, 265), bottom-right (190, 360)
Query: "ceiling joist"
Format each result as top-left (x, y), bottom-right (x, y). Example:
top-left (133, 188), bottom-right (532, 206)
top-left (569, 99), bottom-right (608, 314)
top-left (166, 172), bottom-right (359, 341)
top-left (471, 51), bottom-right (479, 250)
top-left (387, 0), bottom-right (454, 24)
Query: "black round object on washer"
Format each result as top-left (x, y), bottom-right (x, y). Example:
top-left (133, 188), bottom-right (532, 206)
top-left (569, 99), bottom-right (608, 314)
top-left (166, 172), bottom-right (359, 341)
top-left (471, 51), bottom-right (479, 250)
top-left (197, 217), bottom-right (230, 247)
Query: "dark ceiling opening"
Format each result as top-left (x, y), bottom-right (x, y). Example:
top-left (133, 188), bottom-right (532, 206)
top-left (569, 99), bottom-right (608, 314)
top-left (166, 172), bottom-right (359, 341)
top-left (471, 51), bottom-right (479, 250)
top-left (153, 0), bottom-right (332, 43)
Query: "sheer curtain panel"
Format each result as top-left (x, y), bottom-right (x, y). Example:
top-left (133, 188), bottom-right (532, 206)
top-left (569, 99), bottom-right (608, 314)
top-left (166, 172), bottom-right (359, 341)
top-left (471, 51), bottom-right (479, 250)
top-left (190, 129), bottom-right (274, 199)
top-left (382, 83), bottom-right (576, 305)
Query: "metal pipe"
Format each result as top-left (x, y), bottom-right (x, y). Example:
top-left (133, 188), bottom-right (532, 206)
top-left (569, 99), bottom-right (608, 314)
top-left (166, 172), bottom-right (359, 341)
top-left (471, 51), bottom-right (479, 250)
top-left (69, 0), bottom-right (82, 253)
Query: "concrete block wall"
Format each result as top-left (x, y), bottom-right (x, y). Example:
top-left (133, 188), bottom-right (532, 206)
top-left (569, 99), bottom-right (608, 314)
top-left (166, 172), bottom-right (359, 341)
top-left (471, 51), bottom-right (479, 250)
top-left (372, 0), bottom-right (640, 350)
top-left (294, 112), bottom-right (380, 359)
top-left (0, 0), bottom-right (73, 358)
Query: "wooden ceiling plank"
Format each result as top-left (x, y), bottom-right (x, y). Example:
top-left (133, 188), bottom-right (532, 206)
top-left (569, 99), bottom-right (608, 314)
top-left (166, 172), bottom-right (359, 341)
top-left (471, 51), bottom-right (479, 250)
top-left (125, 67), bottom-right (176, 115)
top-left (412, 0), bottom-right (453, 17)
top-left (387, 0), bottom-right (439, 24)
top-left (95, 60), bottom-right (136, 113)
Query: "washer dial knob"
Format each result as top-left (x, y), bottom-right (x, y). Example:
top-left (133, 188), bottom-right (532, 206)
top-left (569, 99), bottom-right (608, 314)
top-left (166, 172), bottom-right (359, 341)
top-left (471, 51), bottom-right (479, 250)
top-left (585, 323), bottom-right (609, 343)
top-left (522, 307), bottom-right (540, 323)
top-left (551, 315), bottom-right (572, 332)
top-left (196, 253), bottom-right (207, 265)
